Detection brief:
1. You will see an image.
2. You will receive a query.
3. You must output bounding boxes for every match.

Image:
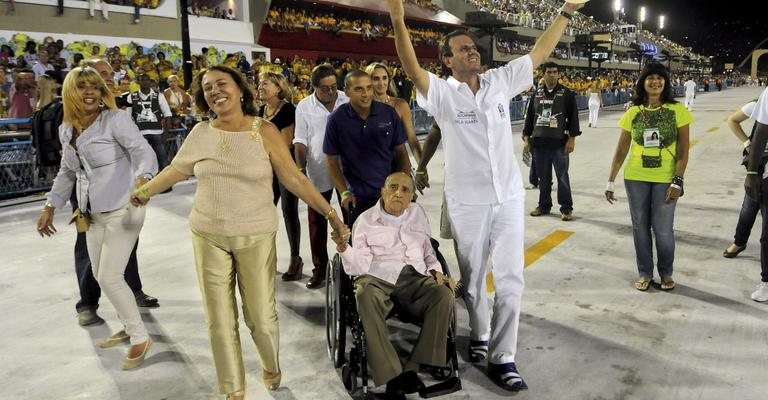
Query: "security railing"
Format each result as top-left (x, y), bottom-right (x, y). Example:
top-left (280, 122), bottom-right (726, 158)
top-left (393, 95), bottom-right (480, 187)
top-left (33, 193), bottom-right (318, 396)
top-left (0, 118), bottom-right (57, 199)
top-left (0, 117), bottom-right (192, 200)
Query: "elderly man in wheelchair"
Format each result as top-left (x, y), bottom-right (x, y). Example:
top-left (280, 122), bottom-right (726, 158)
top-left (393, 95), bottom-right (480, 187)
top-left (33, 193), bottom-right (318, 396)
top-left (334, 172), bottom-right (458, 399)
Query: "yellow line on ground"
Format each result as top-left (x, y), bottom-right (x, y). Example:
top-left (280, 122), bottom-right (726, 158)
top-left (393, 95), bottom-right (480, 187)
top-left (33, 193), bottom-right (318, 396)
top-left (690, 139), bottom-right (699, 148)
top-left (706, 127), bottom-right (719, 133)
top-left (486, 230), bottom-right (574, 292)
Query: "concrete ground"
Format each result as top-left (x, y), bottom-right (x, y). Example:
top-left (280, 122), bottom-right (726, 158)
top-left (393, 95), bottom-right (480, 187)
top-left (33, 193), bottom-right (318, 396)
top-left (1, 85), bottom-right (767, 400)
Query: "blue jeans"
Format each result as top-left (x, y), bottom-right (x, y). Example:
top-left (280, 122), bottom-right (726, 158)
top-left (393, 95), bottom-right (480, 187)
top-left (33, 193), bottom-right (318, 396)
top-left (733, 191), bottom-right (761, 246)
top-left (624, 180), bottom-right (677, 279)
top-left (533, 146), bottom-right (572, 213)
top-left (759, 181), bottom-right (768, 282)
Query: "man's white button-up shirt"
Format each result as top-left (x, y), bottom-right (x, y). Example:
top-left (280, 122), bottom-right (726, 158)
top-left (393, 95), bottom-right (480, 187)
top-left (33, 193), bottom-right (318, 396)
top-left (293, 90), bottom-right (349, 192)
top-left (416, 55), bottom-right (533, 205)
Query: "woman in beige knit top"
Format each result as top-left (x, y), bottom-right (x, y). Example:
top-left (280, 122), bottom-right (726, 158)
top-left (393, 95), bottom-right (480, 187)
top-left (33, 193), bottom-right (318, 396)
top-left (130, 65), bottom-right (350, 400)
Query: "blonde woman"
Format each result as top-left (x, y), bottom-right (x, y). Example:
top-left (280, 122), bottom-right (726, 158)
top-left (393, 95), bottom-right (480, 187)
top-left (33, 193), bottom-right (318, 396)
top-left (36, 66), bottom-right (158, 369)
top-left (163, 74), bottom-right (191, 115)
top-left (365, 62), bottom-right (423, 162)
top-left (258, 71), bottom-right (304, 281)
top-left (130, 65), bottom-right (349, 400)
top-left (586, 78), bottom-right (602, 128)
top-left (35, 74), bottom-right (59, 110)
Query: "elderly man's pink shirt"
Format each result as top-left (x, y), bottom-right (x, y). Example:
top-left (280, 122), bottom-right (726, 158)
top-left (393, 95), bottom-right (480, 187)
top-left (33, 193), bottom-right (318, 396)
top-left (340, 202), bottom-right (441, 284)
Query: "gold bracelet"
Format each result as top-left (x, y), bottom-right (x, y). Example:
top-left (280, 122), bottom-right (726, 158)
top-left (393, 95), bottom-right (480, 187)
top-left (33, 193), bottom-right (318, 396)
top-left (324, 208), bottom-right (337, 220)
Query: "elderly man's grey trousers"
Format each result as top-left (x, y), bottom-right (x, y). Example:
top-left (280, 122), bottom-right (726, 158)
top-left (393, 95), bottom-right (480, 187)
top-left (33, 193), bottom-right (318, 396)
top-left (354, 265), bottom-right (454, 386)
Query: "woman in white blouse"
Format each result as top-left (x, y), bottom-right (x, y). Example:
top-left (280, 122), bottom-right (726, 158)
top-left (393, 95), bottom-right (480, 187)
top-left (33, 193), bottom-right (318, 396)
top-left (163, 74), bottom-right (191, 115)
top-left (36, 66), bottom-right (158, 370)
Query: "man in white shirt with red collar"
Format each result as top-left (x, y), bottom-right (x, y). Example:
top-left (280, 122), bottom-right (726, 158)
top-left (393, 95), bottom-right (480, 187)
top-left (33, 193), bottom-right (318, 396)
top-left (294, 64), bottom-right (349, 289)
top-left (386, 0), bottom-right (584, 391)
top-left (338, 172), bottom-right (456, 400)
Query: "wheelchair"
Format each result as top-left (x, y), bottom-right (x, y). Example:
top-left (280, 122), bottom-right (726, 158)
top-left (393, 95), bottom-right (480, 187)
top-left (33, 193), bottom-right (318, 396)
top-left (325, 238), bottom-right (462, 398)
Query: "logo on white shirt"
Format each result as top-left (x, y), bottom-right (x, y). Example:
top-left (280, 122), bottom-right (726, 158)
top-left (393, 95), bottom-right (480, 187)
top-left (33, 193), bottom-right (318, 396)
top-left (455, 110), bottom-right (479, 125)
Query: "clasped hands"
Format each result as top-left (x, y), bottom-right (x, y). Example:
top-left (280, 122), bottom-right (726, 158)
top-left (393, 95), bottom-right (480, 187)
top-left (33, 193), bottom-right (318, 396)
top-left (130, 177), bottom-right (151, 207)
top-left (330, 222), bottom-right (351, 252)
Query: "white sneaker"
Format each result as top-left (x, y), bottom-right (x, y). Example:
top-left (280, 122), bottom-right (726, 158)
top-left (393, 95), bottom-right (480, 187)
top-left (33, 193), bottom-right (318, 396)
top-left (750, 282), bottom-right (768, 302)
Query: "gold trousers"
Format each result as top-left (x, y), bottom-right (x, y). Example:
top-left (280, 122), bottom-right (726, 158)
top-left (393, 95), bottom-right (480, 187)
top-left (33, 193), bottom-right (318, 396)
top-left (191, 228), bottom-right (280, 394)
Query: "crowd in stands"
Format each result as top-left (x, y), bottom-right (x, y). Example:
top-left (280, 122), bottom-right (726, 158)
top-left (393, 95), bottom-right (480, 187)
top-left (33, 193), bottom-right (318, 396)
top-left (0, 33), bottom-right (443, 120)
top-left (266, 7), bottom-right (443, 46)
top-left (0, 28), bottom-right (747, 123)
top-left (466, 0), bottom-right (704, 62)
top-left (188, 1), bottom-right (236, 20)
top-left (404, 0), bottom-right (441, 12)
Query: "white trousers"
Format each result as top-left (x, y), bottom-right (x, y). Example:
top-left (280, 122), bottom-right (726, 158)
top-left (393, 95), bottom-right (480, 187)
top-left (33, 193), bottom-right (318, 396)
top-left (684, 94), bottom-right (695, 110)
top-left (588, 99), bottom-right (600, 127)
top-left (447, 194), bottom-right (525, 364)
top-left (87, 204), bottom-right (148, 344)
top-left (89, 0), bottom-right (109, 19)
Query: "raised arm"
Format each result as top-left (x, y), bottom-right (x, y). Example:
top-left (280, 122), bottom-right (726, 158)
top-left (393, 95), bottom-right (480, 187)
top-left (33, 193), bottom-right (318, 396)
top-left (528, 2), bottom-right (584, 69)
top-left (386, 0), bottom-right (430, 96)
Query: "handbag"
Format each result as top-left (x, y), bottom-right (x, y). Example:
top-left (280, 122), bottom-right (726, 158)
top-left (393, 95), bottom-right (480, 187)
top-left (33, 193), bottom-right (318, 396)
top-left (69, 208), bottom-right (91, 233)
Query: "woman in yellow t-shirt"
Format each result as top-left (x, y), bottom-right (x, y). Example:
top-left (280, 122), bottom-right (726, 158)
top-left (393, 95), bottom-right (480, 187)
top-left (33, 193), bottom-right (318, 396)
top-left (605, 63), bottom-right (692, 292)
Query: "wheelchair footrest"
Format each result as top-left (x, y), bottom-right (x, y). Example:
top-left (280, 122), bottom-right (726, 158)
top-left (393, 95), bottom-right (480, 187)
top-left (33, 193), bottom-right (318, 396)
top-left (418, 377), bottom-right (462, 398)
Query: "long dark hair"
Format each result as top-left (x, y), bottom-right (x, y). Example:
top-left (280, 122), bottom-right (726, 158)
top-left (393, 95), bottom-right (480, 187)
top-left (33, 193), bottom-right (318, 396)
top-left (631, 62), bottom-right (677, 106)
top-left (193, 64), bottom-right (257, 116)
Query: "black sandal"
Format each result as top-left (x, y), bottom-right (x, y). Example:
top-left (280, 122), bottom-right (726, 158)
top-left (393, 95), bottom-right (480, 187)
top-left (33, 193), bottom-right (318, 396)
top-left (723, 244), bottom-right (746, 258)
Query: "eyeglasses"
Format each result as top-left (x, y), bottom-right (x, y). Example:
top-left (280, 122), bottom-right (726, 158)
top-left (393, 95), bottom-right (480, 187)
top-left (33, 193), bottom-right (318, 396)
top-left (314, 85), bottom-right (337, 93)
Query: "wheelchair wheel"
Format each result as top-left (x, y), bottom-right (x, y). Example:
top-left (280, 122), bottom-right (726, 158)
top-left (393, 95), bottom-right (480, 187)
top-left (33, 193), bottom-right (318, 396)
top-left (325, 254), bottom-right (346, 368)
top-left (429, 366), bottom-right (453, 381)
top-left (341, 364), bottom-right (358, 394)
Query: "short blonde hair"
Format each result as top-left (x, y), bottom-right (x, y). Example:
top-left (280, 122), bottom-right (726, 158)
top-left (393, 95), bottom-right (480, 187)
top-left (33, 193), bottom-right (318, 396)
top-left (62, 67), bottom-right (117, 130)
top-left (258, 71), bottom-right (294, 101)
top-left (167, 74), bottom-right (180, 85)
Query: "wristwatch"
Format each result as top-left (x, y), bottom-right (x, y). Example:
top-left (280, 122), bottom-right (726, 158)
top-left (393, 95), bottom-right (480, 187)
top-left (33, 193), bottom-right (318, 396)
top-left (43, 200), bottom-right (55, 210)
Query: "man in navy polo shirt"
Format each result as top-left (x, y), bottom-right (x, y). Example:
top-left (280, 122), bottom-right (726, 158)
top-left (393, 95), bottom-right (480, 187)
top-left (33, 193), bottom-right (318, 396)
top-left (324, 70), bottom-right (412, 227)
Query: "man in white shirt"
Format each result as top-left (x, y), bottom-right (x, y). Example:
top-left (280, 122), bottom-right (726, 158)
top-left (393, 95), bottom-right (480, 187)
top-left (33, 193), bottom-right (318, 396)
top-left (743, 86), bottom-right (768, 303)
top-left (294, 64), bottom-right (349, 289)
top-left (683, 77), bottom-right (697, 110)
top-left (126, 74), bottom-right (173, 179)
top-left (386, 0), bottom-right (583, 391)
top-left (31, 50), bottom-right (55, 79)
